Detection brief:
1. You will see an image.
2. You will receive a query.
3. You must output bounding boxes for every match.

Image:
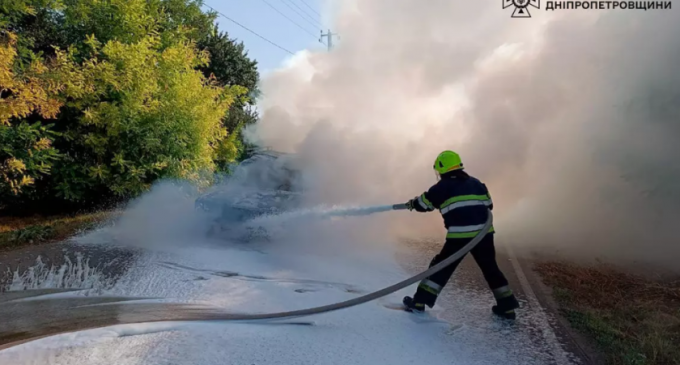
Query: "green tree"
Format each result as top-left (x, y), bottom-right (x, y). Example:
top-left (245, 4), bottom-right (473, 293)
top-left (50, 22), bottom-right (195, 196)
top-left (198, 31), bottom-right (260, 163)
top-left (60, 0), bottom-right (217, 48)
top-left (1, 0), bottom-right (258, 212)
top-left (153, 0), bottom-right (217, 47)
top-left (0, 31), bottom-right (87, 203)
top-left (50, 36), bottom-right (245, 201)
top-left (1, 0), bottom-right (68, 65)
top-left (199, 31), bottom-right (259, 94)
top-left (61, 0), bottom-right (154, 45)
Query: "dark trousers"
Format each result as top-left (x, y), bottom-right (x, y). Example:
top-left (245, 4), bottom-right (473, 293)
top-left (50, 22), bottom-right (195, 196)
top-left (413, 234), bottom-right (509, 307)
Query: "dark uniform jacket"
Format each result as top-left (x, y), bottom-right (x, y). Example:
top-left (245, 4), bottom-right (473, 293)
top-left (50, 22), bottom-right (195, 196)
top-left (413, 173), bottom-right (494, 239)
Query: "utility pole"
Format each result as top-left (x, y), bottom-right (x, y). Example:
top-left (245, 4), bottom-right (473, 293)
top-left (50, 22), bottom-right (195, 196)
top-left (319, 29), bottom-right (339, 51)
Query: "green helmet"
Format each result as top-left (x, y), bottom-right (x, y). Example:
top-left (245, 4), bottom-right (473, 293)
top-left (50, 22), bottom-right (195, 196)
top-left (433, 150), bottom-right (464, 175)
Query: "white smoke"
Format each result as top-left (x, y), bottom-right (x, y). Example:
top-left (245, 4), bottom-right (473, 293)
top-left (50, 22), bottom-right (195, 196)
top-left (245, 1), bottom-right (680, 266)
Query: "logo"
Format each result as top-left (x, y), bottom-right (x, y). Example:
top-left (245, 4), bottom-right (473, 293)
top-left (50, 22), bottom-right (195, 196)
top-left (503, 0), bottom-right (540, 17)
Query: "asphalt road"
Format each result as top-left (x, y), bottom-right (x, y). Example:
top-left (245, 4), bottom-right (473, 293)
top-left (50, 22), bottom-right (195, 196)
top-left (398, 238), bottom-right (592, 365)
top-left (0, 237), bottom-right (592, 364)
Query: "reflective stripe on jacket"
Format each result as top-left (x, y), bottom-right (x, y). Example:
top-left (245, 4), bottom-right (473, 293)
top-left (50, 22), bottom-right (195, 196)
top-left (413, 174), bottom-right (494, 238)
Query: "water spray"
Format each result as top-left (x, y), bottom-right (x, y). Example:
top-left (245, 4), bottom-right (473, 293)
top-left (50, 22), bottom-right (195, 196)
top-left (319, 203), bottom-right (409, 217)
top-left (243, 203), bottom-right (409, 230)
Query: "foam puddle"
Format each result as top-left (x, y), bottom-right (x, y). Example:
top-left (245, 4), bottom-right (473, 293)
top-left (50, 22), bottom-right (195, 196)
top-left (6, 253), bottom-right (114, 293)
top-left (0, 245), bottom-right (468, 365)
top-left (0, 228), bottom-right (576, 365)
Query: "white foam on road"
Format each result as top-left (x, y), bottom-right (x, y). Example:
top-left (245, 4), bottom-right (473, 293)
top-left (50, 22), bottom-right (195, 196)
top-left (1, 240), bottom-right (508, 365)
top-left (6, 253), bottom-right (114, 293)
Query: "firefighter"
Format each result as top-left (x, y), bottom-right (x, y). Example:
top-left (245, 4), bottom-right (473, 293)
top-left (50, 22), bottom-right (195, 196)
top-left (403, 150), bottom-right (520, 320)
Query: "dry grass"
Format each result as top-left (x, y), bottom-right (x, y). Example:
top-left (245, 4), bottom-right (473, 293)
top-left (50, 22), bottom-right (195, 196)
top-left (536, 261), bottom-right (680, 365)
top-left (0, 211), bottom-right (119, 250)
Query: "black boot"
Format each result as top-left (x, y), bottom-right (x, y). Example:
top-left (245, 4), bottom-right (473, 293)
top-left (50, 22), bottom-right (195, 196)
top-left (492, 294), bottom-right (520, 320)
top-left (402, 296), bottom-right (425, 313)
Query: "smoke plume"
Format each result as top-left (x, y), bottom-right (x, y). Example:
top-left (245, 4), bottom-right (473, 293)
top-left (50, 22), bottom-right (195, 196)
top-left (245, 1), bottom-right (680, 267)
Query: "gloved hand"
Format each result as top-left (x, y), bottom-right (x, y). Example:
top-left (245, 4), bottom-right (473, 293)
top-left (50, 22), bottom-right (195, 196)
top-left (405, 197), bottom-right (418, 211)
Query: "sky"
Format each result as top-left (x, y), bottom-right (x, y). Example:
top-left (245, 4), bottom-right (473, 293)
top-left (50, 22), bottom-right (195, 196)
top-left (203, 0), bottom-right (332, 75)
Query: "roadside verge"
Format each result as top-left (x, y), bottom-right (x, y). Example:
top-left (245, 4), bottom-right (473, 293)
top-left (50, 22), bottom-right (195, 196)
top-left (533, 260), bottom-right (680, 365)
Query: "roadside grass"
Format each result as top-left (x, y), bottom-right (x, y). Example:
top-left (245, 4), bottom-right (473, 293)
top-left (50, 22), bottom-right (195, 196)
top-left (535, 261), bottom-right (680, 365)
top-left (0, 211), bottom-right (118, 250)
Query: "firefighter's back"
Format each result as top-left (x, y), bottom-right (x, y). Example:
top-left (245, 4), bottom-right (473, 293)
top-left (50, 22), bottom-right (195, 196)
top-left (430, 174), bottom-right (493, 237)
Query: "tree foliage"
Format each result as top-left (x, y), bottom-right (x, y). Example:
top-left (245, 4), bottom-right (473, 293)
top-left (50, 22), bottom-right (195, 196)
top-left (0, 0), bottom-right (259, 212)
top-left (199, 31), bottom-right (259, 96)
top-left (1, 30), bottom-right (79, 201)
top-left (199, 31), bottom-right (261, 139)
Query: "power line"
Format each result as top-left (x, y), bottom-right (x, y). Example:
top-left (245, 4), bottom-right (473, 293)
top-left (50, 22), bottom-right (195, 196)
top-left (282, 0), bottom-right (321, 29)
top-left (259, 0), bottom-right (320, 41)
top-left (282, 0), bottom-right (323, 29)
top-left (298, 0), bottom-right (321, 17)
top-left (203, 3), bottom-right (294, 55)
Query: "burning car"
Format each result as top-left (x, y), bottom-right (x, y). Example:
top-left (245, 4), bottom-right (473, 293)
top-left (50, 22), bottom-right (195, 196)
top-left (195, 149), bottom-right (304, 241)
